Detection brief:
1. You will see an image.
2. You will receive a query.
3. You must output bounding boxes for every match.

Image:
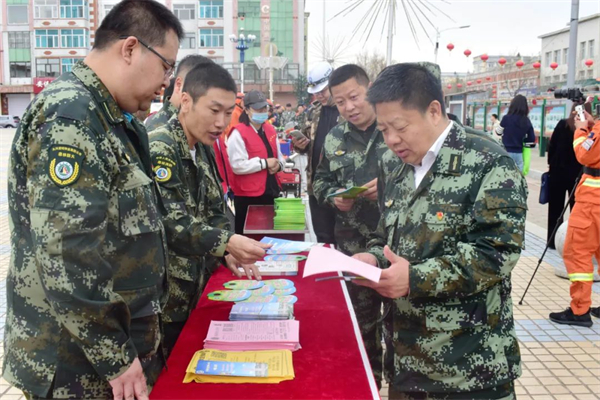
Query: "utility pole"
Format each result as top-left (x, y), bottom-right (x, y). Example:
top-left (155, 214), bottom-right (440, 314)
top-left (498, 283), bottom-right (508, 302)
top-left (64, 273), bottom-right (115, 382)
top-left (566, 0), bottom-right (579, 89)
top-left (386, 0), bottom-right (394, 66)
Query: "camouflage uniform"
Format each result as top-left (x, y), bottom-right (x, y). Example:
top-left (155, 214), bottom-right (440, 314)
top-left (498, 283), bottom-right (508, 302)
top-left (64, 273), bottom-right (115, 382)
top-left (145, 97), bottom-right (178, 132)
top-left (149, 115), bottom-right (233, 349)
top-left (4, 62), bottom-right (168, 398)
top-left (367, 123), bottom-right (525, 397)
top-left (280, 110), bottom-right (296, 127)
top-left (312, 121), bottom-right (401, 385)
top-left (295, 111), bottom-right (307, 131)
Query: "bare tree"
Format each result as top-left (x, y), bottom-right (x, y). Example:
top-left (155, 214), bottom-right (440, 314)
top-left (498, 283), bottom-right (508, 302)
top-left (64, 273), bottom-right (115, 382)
top-left (356, 50), bottom-right (388, 81)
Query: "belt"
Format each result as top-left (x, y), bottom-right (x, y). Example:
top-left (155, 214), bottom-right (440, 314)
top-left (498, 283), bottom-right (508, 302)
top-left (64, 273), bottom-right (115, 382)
top-left (583, 166), bottom-right (600, 177)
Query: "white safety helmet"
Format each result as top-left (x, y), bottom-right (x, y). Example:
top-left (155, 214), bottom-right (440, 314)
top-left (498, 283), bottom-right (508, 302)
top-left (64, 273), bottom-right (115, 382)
top-left (307, 61), bottom-right (334, 94)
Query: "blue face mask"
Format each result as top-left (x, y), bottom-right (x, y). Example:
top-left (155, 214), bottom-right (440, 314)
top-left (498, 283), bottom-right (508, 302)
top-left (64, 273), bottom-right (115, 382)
top-left (251, 112), bottom-right (269, 124)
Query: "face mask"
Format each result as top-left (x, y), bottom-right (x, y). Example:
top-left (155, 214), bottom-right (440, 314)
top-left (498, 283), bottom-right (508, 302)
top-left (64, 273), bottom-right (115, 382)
top-left (251, 112), bottom-right (269, 124)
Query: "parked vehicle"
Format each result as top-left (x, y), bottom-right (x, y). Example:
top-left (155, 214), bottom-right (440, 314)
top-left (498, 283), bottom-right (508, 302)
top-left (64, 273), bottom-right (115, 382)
top-left (0, 115), bottom-right (20, 128)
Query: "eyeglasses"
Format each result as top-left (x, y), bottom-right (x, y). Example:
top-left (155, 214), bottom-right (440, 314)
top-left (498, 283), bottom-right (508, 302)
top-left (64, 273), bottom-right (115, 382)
top-left (119, 35), bottom-right (175, 78)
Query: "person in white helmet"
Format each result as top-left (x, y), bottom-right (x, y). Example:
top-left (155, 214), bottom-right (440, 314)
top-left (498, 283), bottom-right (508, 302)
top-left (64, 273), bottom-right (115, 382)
top-left (292, 61), bottom-right (341, 245)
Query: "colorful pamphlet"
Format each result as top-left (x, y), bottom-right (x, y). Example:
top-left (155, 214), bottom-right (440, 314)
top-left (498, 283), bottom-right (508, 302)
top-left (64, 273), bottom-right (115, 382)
top-left (326, 186), bottom-right (368, 199)
top-left (207, 290), bottom-right (252, 302)
top-left (229, 302), bottom-right (294, 321)
top-left (195, 360), bottom-right (268, 377)
top-left (264, 255), bottom-right (307, 262)
top-left (223, 280), bottom-right (264, 290)
top-left (204, 320), bottom-right (301, 352)
top-left (260, 237), bottom-right (317, 254)
top-left (250, 260), bottom-right (299, 276)
top-left (303, 246), bottom-right (382, 283)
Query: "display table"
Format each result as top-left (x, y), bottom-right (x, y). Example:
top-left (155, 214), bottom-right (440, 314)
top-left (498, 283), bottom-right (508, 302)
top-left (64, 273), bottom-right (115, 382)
top-left (244, 205), bottom-right (308, 241)
top-left (150, 253), bottom-right (379, 400)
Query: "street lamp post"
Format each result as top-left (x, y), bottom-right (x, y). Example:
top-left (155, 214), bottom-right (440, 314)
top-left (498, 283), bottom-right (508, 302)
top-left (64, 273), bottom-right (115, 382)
top-left (229, 28), bottom-right (256, 93)
top-left (434, 25), bottom-right (470, 64)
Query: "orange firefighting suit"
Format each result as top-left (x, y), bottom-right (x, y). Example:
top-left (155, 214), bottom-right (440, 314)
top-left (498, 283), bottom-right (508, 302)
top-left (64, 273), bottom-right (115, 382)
top-left (564, 120), bottom-right (600, 315)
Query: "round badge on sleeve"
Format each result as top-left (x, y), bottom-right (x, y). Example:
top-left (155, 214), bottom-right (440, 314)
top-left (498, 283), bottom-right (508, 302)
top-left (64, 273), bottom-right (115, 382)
top-left (154, 166), bottom-right (171, 183)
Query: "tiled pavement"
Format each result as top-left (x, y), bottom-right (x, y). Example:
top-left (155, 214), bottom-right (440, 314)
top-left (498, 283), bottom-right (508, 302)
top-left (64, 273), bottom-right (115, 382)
top-left (0, 128), bottom-right (597, 399)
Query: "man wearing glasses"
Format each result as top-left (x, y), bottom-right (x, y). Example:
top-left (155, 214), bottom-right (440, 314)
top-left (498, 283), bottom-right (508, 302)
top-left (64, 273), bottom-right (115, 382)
top-left (292, 61), bottom-right (341, 246)
top-left (4, 1), bottom-right (183, 399)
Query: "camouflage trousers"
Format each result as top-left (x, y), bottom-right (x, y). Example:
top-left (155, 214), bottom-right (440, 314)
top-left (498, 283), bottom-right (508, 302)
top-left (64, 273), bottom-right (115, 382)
top-left (388, 380), bottom-right (516, 400)
top-left (345, 281), bottom-right (384, 388)
top-left (24, 315), bottom-right (164, 399)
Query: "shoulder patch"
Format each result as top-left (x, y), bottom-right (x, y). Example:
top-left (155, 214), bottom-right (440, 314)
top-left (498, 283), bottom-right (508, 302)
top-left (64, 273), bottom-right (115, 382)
top-left (153, 155), bottom-right (176, 183)
top-left (48, 145), bottom-right (85, 187)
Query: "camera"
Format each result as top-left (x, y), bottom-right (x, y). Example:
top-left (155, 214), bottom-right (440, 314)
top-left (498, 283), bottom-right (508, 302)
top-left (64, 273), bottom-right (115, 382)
top-left (554, 87), bottom-right (585, 103)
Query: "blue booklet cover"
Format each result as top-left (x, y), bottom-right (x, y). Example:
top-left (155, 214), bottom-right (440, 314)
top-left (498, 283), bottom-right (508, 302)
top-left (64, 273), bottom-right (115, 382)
top-left (196, 360), bottom-right (268, 377)
top-left (260, 237), bottom-right (316, 254)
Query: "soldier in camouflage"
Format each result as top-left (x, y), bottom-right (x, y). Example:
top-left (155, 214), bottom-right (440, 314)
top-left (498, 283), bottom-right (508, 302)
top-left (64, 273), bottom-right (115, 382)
top-left (280, 103), bottom-right (296, 127)
top-left (149, 63), bottom-right (269, 356)
top-left (312, 64), bottom-right (401, 387)
top-left (355, 63), bottom-right (524, 399)
top-left (145, 54), bottom-right (213, 132)
top-left (4, 2), bottom-right (184, 399)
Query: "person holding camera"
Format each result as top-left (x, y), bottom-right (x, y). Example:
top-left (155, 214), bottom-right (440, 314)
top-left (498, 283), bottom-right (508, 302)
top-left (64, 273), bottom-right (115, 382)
top-left (550, 109), bottom-right (600, 327)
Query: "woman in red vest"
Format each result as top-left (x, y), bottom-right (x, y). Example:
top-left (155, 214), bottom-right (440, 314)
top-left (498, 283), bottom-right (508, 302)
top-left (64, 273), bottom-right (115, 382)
top-left (227, 90), bottom-right (286, 233)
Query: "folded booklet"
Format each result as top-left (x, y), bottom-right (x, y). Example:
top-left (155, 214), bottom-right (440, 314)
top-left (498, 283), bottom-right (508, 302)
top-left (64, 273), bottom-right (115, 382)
top-left (326, 186), bottom-right (368, 199)
top-left (303, 246), bottom-right (382, 283)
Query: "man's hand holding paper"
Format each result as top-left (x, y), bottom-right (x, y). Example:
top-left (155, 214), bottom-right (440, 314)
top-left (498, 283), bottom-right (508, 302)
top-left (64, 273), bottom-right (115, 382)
top-left (357, 178), bottom-right (378, 201)
top-left (353, 246), bottom-right (409, 298)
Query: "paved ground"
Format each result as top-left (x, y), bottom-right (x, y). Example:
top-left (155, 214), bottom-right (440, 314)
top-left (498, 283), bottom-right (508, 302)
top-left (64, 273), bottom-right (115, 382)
top-left (0, 128), bottom-right (598, 399)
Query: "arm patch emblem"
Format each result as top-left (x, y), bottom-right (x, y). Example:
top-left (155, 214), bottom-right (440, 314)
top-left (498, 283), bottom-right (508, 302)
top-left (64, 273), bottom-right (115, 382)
top-left (48, 145), bottom-right (85, 187)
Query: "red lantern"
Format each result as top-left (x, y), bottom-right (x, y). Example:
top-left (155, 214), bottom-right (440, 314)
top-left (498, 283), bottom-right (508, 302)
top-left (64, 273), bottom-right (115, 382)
top-left (585, 59), bottom-right (594, 68)
top-left (476, 79), bottom-right (482, 84)
top-left (533, 61), bottom-right (541, 69)
top-left (457, 83), bottom-right (463, 88)
top-left (486, 76), bottom-right (491, 81)
top-left (447, 43), bottom-right (454, 51)
top-left (516, 60), bottom-right (524, 69)
top-left (532, 99), bottom-right (537, 105)
top-left (498, 57), bottom-right (507, 67)
top-left (467, 81), bottom-right (472, 86)
top-left (550, 62), bottom-right (558, 70)
top-left (447, 84), bottom-right (452, 89)
top-left (464, 49), bottom-right (472, 57)
top-left (481, 54), bottom-right (489, 62)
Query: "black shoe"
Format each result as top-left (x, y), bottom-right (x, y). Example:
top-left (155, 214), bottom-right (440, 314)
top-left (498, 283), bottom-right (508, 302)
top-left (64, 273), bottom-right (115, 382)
top-left (591, 307), bottom-right (600, 319)
top-left (549, 308), bottom-right (593, 327)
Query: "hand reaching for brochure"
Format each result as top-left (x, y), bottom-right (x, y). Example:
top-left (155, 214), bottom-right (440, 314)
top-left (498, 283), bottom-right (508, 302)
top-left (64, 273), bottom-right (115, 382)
top-left (333, 188), bottom-right (355, 212)
top-left (357, 178), bottom-right (378, 201)
top-left (226, 234), bottom-right (271, 265)
top-left (224, 254), bottom-right (262, 281)
top-left (109, 358), bottom-right (148, 400)
top-left (353, 246), bottom-right (409, 299)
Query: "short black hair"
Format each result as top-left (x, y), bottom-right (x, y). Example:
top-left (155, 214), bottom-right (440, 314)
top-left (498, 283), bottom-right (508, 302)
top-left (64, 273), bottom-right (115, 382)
top-left (175, 55), bottom-right (213, 78)
top-left (182, 63), bottom-right (237, 103)
top-left (492, 113), bottom-right (498, 119)
top-left (94, 0), bottom-right (184, 51)
top-left (367, 63), bottom-right (446, 116)
top-left (163, 77), bottom-right (176, 99)
top-left (328, 64), bottom-right (370, 91)
top-left (286, 103), bottom-right (292, 107)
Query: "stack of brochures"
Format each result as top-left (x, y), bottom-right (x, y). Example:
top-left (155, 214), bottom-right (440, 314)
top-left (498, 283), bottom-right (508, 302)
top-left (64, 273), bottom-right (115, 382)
top-left (273, 198), bottom-right (306, 230)
top-left (184, 349), bottom-right (295, 384)
top-left (229, 302), bottom-right (294, 321)
top-left (204, 320), bottom-right (301, 352)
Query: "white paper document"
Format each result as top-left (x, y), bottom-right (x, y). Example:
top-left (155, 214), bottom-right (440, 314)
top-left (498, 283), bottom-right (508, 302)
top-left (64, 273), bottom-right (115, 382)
top-left (303, 246), bottom-right (382, 283)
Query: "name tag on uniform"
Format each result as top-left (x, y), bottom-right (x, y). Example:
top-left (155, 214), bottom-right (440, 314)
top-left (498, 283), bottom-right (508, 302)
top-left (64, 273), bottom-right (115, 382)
top-left (582, 138), bottom-right (594, 151)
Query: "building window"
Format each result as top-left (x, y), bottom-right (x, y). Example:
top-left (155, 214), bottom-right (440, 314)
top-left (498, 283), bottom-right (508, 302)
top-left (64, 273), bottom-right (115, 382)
top-left (180, 32), bottom-right (196, 49)
top-left (61, 58), bottom-right (80, 73)
top-left (553, 50), bottom-right (560, 64)
top-left (588, 69), bottom-right (594, 78)
top-left (561, 74), bottom-right (567, 81)
top-left (580, 41), bottom-right (586, 60)
top-left (8, 5), bottom-right (29, 24)
top-left (10, 62), bottom-right (32, 78)
top-left (199, 0), bottom-right (223, 18)
top-left (553, 75), bottom-right (560, 83)
top-left (61, 29), bottom-right (87, 48)
top-left (545, 52), bottom-right (551, 66)
top-left (173, 4), bottom-right (195, 20)
top-left (563, 48), bottom-right (568, 64)
top-left (35, 0), bottom-right (58, 19)
top-left (36, 30), bottom-right (60, 48)
top-left (8, 32), bottom-right (31, 49)
top-left (60, 0), bottom-right (86, 19)
top-left (37, 58), bottom-right (60, 77)
top-left (199, 29), bottom-right (223, 47)
top-left (544, 76), bottom-right (551, 84)
top-left (589, 40), bottom-right (595, 59)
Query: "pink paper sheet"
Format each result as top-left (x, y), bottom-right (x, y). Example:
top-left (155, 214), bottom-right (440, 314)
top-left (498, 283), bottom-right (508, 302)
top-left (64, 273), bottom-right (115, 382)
top-left (303, 246), bottom-right (381, 283)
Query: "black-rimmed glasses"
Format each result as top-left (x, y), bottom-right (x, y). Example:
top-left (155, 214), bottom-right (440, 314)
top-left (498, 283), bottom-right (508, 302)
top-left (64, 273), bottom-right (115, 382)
top-left (119, 35), bottom-right (175, 77)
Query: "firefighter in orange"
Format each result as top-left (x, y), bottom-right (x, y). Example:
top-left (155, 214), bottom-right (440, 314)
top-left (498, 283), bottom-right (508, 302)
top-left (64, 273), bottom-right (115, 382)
top-left (550, 109), bottom-right (600, 327)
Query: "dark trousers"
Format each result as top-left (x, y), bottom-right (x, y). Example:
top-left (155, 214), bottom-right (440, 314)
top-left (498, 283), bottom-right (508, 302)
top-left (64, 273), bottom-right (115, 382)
top-left (547, 173), bottom-right (577, 247)
top-left (308, 194), bottom-right (336, 245)
top-left (388, 380), bottom-right (515, 400)
top-left (234, 194), bottom-right (276, 234)
top-left (163, 320), bottom-right (186, 359)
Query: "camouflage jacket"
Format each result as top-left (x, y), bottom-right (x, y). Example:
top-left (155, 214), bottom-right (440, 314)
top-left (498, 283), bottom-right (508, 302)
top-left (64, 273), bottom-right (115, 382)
top-left (280, 110), bottom-right (296, 127)
top-left (4, 62), bottom-right (168, 397)
top-left (299, 101), bottom-right (342, 195)
top-left (313, 121), bottom-right (399, 255)
top-left (149, 116), bottom-right (233, 323)
top-left (145, 97), bottom-right (178, 132)
top-left (367, 123), bottom-right (525, 393)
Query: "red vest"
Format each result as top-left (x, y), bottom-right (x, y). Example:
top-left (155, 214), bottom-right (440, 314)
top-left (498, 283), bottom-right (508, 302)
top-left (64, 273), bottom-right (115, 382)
top-left (231, 122), bottom-right (279, 197)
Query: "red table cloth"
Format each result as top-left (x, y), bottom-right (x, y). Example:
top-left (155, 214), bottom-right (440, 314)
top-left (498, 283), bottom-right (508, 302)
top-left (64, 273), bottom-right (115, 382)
top-left (150, 254), bottom-right (379, 399)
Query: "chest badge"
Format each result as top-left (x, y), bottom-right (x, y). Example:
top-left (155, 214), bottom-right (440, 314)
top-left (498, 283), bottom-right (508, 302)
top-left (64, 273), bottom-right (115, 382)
top-left (385, 199), bottom-right (394, 208)
top-left (334, 150), bottom-right (346, 156)
top-left (436, 211), bottom-right (444, 221)
top-left (123, 153), bottom-right (131, 163)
